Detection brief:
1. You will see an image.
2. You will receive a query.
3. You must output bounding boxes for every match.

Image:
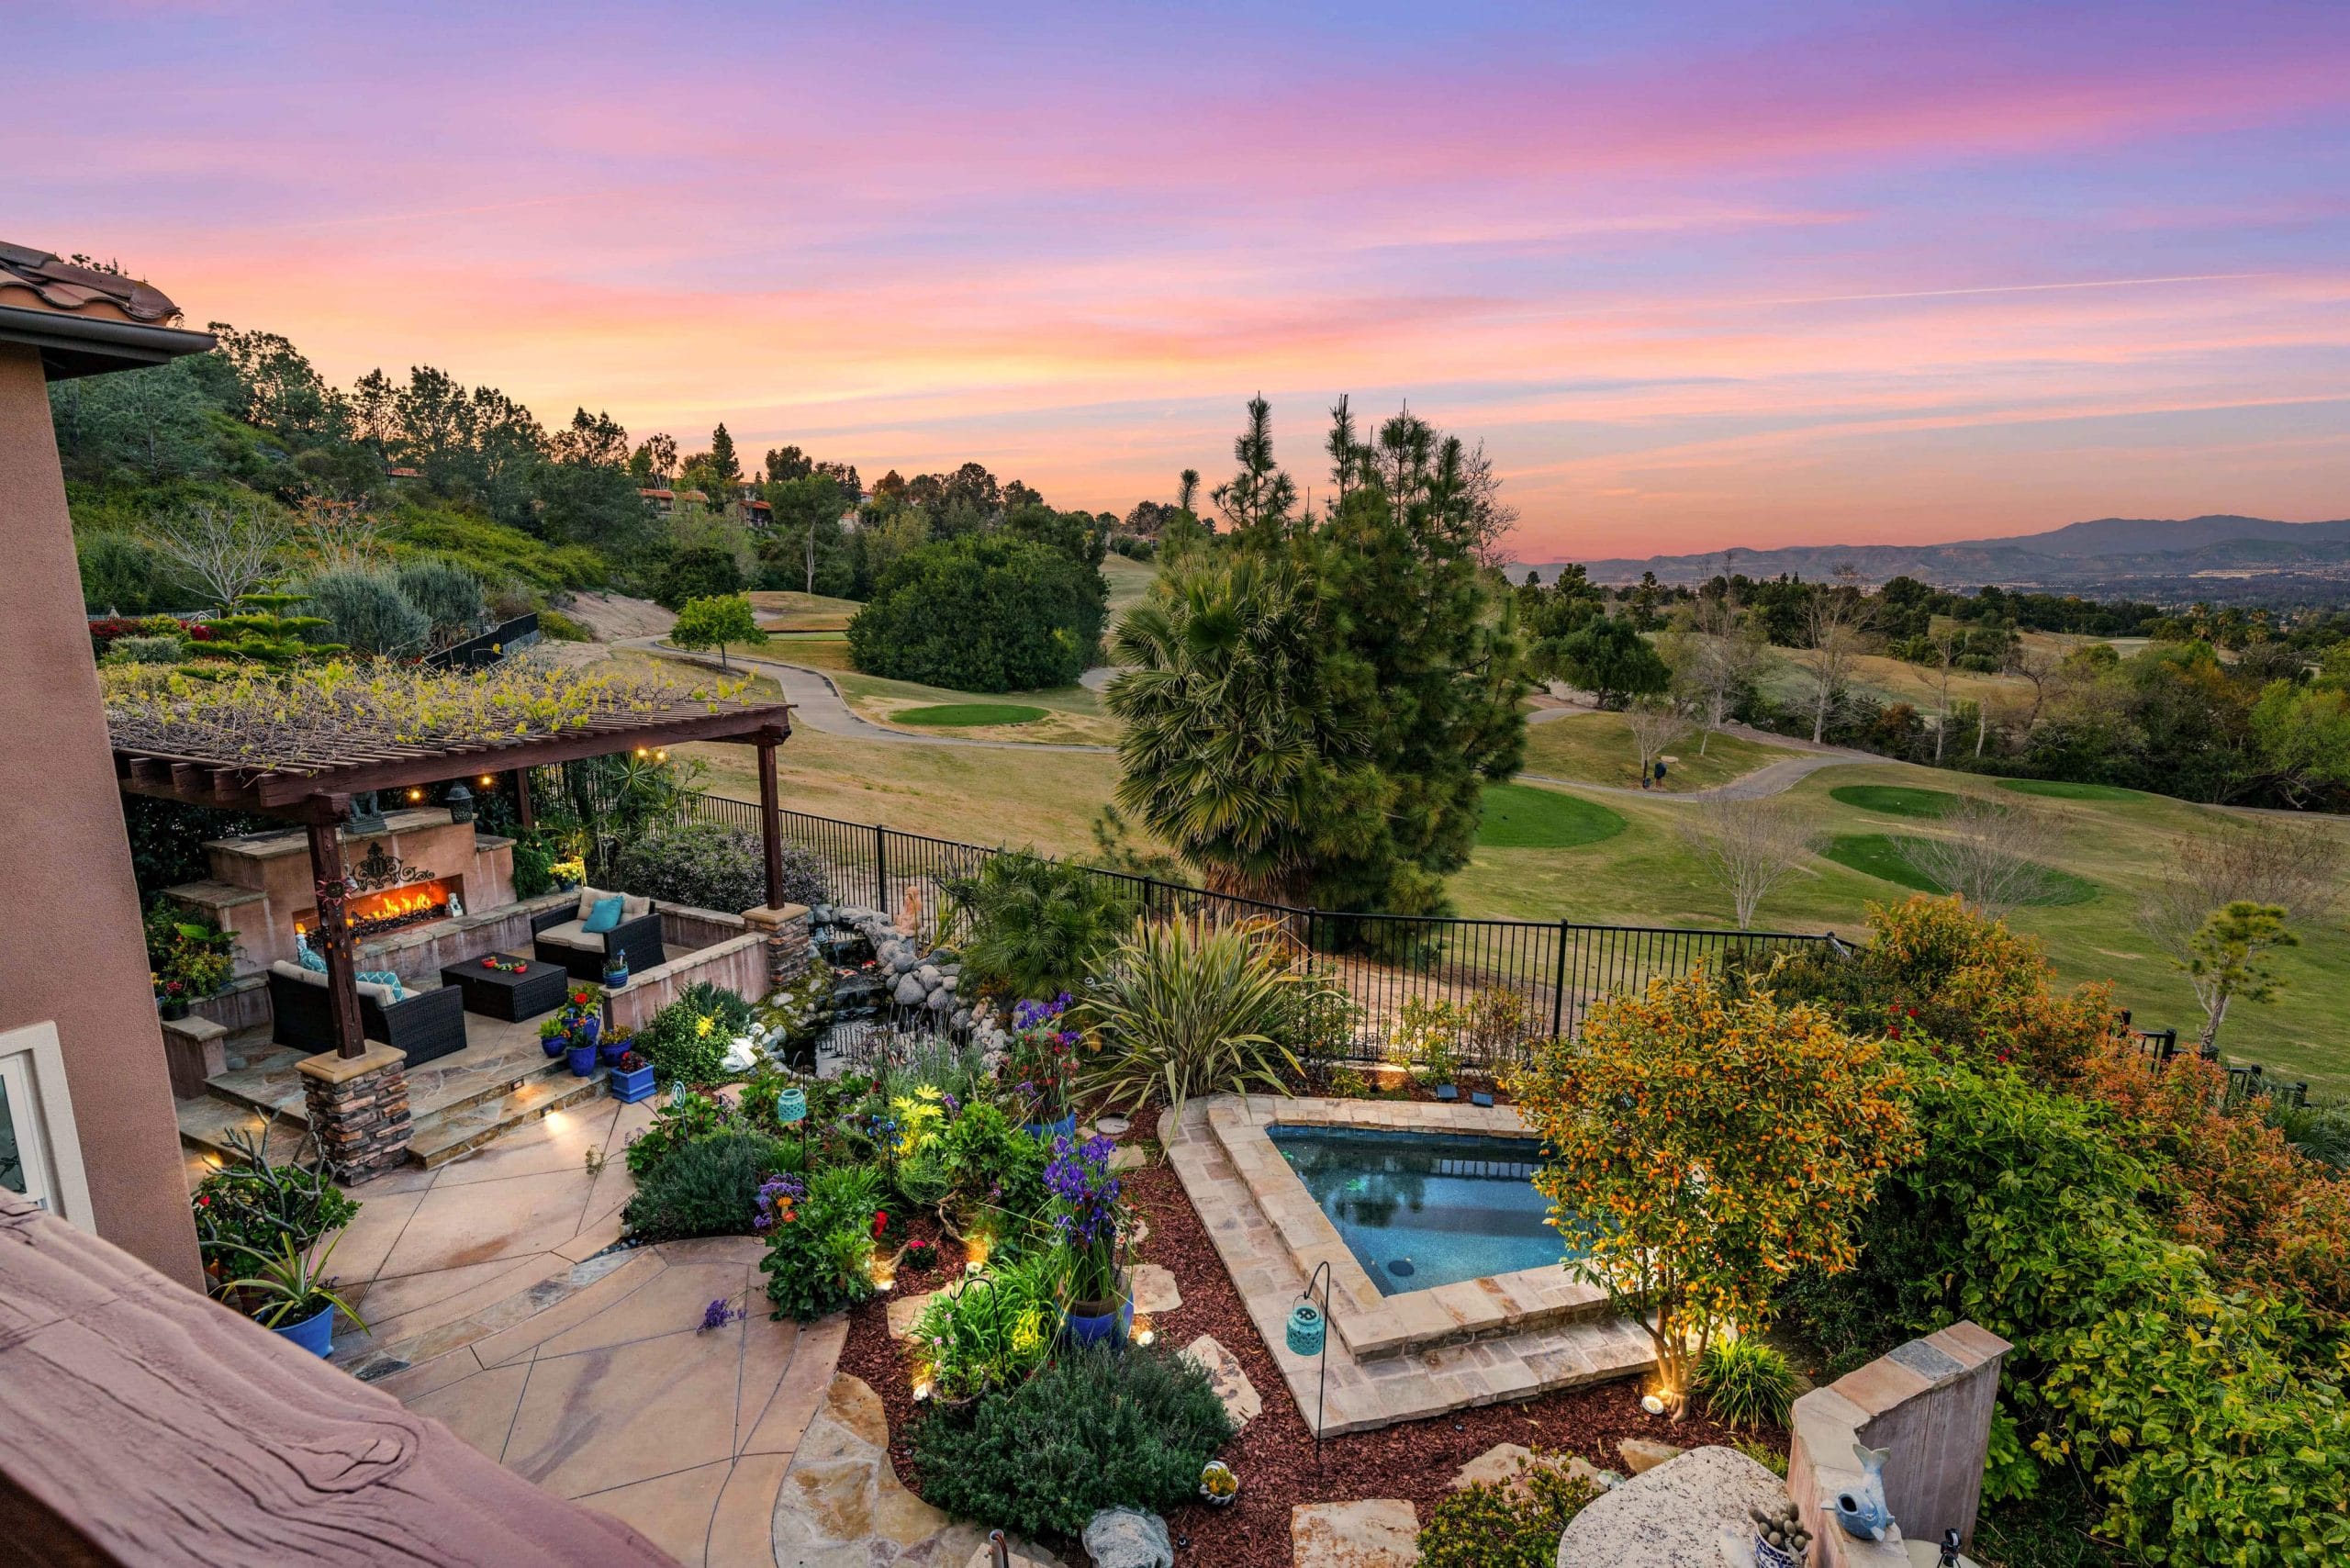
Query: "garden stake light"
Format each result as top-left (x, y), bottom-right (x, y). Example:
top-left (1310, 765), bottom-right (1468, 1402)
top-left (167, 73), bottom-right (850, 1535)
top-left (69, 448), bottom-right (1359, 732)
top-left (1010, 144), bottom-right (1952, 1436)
top-left (1288, 1260), bottom-right (1333, 1466)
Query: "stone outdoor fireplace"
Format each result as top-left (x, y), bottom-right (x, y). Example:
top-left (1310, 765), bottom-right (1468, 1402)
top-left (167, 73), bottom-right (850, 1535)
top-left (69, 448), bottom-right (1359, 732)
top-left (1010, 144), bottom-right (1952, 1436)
top-left (166, 807), bottom-right (514, 979)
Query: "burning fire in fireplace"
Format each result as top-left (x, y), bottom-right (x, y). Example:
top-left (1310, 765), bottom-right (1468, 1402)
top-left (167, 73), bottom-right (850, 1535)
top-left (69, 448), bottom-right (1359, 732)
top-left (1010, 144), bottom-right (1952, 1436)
top-left (297, 876), bottom-right (463, 943)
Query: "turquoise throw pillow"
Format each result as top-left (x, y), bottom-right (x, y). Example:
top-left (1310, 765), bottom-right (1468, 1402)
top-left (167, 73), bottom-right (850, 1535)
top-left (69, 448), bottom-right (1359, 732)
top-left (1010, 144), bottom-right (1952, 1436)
top-left (296, 939), bottom-right (328, 975)
top-left (580, 894), bottom-right (625, 935)
top-left (357, 969), bottom-right (408, 1001)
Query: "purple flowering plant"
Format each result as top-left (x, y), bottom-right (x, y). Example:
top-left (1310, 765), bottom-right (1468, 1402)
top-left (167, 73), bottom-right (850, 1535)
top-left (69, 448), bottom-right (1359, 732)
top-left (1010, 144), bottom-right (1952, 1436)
top-left (1004, 994), bottom-right (1084, 1123)
top-left (754, 1173), bottom-right (805, 1232)
top-left (1044, 1134), bottom-right (1125, 1305)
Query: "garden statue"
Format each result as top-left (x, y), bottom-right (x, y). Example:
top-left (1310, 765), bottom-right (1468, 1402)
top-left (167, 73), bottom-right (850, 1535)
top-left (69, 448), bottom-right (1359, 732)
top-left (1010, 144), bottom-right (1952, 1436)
top-left (1832, 1442), bottom-right (1896, 1540)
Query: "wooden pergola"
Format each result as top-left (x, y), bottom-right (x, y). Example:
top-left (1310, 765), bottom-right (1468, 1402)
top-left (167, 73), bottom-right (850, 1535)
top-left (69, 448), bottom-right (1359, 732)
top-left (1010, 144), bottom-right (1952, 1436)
top-left (112, 694), bottom-right (793, 1061)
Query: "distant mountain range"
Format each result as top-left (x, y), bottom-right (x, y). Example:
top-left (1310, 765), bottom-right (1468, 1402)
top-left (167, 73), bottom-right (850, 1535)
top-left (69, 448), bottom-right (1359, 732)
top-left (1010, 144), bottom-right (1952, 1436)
top-left (1516, 516), bottom-right (2350, 596)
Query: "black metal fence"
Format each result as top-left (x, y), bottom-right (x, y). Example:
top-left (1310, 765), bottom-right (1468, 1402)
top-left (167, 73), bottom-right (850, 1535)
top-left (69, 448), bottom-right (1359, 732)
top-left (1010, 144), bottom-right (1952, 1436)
top-left (685, 792), bottom-right (1837, 1065)
top-left (2131, 1026), bottom-right (2307, 1109)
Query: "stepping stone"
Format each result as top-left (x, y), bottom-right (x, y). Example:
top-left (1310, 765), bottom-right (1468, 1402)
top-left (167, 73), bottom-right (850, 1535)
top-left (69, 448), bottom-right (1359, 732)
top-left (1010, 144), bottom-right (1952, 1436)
top-left (1130, 1263), bottom-right (1181, 1314)
top-left (1618, 1437), bottom-right (1685, 1475)
top-left (1107, 1144), bottom-right (1147, 1171)
top-left (1292, 1498), bottom-right (1420, 1567)
top-left (887, 1290), bottom-right (938, 1339)
top-left (1095, 1114), bottom-right (1132, 1136)
top-left (1452, 1444), bottom-right (1611, 1497)
top-left (1181, 1335), bottom-right (1263, 1432)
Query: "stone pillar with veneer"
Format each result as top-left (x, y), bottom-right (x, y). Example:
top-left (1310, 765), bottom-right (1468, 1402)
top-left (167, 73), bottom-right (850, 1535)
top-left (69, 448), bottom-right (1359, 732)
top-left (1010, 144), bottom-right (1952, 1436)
top-left (297, 1043), bottom-right (412, 1180)
top-left (743, 903), bottom-right (813, 987)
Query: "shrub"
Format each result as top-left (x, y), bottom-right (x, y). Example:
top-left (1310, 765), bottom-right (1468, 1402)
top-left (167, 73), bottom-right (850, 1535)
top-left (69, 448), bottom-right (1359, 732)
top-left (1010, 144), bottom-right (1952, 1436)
top-left (1510, 968), bottom-right (1917, 1417)
top-left (1080, 915), bottom-right (1340, 1119)
top-left (189, 1128), bottom-right (359, 1274)
top-left (395, 558), bottom-right (487, 647)
top-left (1697, 1338), bottom-right (1798, 1429)
top-left (934, 1101), bottom-right (1046, 1220)
top-left (909, 1247), bottom-right (1064, 1399)
top-left (302, 566), bottom-right (431, 655)
top-left (625, 1090), bottom-right (734, 1178)
top-left (942, 849), bottom-right (1136, 1000)
top-left (1417, 1462), bottom-right (1602, 1568)
top-left (621, 1130), bottom-right (800, 1240)
top-left (106, 633), bottom-right (187, 665)
top-left (538, 606), bottom-right (593, 641)
top-left (845, 534), bottom-right (1104, 691)
top-left (612, 820), bottom-right (825, 913)
top-left (632, 980), bottom-right (761, 1084)
top-left (760, 1164), bottom-right (885, 1320)
top-left (909, 1342), bottom-right (1233, 1537)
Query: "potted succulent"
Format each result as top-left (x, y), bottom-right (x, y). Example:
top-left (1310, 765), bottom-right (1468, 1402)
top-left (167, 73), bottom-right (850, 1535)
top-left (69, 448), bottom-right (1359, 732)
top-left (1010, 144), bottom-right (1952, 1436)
top-left (610, 1048), bottom-right (655, 1103)
top-left (538, 1014), bottom-right (569, 1058)
top-left (217, 1230), bottom-right (367, 1358)
top-left (599, 1025), bottom-right (634, 1068)
top-left (1046, 1134), bottom-right (1132, 1347)
top-left (602, 952), bottom-right (630, 991)
top-left (1199, 1461), bottom-right (1239, 1507)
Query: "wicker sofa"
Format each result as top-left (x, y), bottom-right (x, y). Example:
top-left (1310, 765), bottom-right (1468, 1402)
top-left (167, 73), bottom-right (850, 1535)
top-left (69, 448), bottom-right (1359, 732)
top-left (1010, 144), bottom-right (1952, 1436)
top-left (532, 889), bottom-right (664, 981)
top-left (266, 962), bottom-right (468, 1067)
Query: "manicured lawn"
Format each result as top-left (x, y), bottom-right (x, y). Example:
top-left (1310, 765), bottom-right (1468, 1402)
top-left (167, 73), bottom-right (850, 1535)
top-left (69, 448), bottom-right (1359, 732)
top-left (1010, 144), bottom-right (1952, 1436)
top-left (894, 703), bottom-right (1048, 727)
top-left (1998, 778), bottom-right (2146, 802)
top-left (1821, 833), bottom-right (1944, 891)
top-left (1519, 711), bottom-right (1802, 792)
top-left (1827, 784), bottom-right (1964, 819)
top-left (1475, 782), bottom-right (1626, 848)
top-left (747, 588), bottom-right (864, 631)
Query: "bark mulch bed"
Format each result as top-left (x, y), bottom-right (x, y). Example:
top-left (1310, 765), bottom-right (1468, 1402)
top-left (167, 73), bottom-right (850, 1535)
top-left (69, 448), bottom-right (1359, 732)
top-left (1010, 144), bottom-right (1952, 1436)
top-left (839, 1135), bottom-right (1787, 1568)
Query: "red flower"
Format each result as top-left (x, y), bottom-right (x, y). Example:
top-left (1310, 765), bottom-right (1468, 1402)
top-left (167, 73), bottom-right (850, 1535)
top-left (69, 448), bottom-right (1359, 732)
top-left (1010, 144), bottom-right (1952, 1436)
top-left (872, 1211), bottom-right (890, 1239)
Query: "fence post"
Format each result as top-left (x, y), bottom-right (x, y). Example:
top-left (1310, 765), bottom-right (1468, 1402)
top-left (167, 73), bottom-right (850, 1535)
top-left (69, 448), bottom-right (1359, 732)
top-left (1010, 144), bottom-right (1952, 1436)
top-left (1550, 920), bottom-right (1570, 1039)
top-left (873, 823), bottom-right (889, 913)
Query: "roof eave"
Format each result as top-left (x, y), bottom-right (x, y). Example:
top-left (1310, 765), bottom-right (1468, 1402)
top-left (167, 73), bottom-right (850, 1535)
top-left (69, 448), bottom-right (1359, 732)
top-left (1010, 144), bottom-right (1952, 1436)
top-left (0, 303), bottom-right (217, 380)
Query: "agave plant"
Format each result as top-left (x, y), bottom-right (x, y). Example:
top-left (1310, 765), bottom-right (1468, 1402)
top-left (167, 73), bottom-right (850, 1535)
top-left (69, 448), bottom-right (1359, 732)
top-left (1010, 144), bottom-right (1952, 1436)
top-left (1080, 915), bottom-right (1345, 1118)
top-left (216, 1228), bottom-right (368, 1332)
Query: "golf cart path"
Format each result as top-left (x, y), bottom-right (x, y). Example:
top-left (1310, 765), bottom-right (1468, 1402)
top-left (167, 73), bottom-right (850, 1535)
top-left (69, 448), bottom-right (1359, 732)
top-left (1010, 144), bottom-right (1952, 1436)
top-left (1520, 704), bottom-right (1875, 802)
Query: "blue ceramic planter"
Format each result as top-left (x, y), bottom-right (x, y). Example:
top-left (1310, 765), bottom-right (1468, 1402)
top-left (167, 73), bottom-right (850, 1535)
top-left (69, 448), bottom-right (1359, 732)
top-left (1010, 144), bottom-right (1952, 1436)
top-left (1025, 1111), bottom-right (1078, 1142)
top-left (574, 1014), bottom-right (601, 1051)
top-left (565, 1043), bottom-right (599, 1077)
top-left (602, 965), bottom-right (629, 990)
top-left (1062, 1292), bottom-right (1133, 1350)
top-left (610, 1063), bottom-right (657, 1103)
top-left (271, 1303), bottom-right (335, 1358)
top-left (542, 1033), bottom-right (565, 1058)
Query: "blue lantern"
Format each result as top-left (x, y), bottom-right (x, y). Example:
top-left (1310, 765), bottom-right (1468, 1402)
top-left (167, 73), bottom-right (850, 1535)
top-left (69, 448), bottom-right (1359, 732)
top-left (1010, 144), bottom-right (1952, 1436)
top-left (1285, 1302), bottom-right (1326, 1357)
top-left (777, 1086), bottom-right (808, 1125)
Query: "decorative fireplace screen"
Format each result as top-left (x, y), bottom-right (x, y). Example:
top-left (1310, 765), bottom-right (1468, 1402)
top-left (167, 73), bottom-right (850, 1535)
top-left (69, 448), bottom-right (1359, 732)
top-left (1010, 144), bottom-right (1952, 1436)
top-left (293, 840), bottom-right (464, 944)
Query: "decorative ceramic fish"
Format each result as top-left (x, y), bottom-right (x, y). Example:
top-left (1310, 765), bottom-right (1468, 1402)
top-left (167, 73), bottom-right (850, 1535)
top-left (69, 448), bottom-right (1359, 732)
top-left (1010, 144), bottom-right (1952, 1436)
top-left (1833, 1442), bottom-right (1896, 1540)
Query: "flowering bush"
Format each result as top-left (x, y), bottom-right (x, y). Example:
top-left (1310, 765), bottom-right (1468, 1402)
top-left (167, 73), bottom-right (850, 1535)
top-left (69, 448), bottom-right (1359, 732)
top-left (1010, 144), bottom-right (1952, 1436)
top-left (1045, 1134), bottom-right (1126, 1306)
top-left (145, 905), bottom-right (237, 1001)
top-left (1004, 994), bottom-right (1083, 1123)
top-left (911, 1248), bottom-right (1062, 1400)
top-left (760, 1165), bottom-right (885, 1320)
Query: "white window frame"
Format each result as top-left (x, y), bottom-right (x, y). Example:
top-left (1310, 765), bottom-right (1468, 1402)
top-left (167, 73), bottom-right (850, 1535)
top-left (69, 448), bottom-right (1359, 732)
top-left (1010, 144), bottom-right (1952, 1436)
top-left (0, 1022), bottom-right (95, 1227)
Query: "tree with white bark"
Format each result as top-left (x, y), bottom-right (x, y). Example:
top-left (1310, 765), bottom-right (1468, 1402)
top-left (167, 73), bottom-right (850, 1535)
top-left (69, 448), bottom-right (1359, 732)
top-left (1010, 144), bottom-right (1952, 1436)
top-left (1624, 696), bottom-right (1693, 788)
top-left (1678, 797), bottom-right (1821, 929)
top-left (1796, 566), bottom-right (1872, 745)
top-left (1898, 796), bottom-right (2069, 922)
top-left (143, 500), bottom-right (287, 609)
top-left (1661, 592), bottom-right (1769, 756)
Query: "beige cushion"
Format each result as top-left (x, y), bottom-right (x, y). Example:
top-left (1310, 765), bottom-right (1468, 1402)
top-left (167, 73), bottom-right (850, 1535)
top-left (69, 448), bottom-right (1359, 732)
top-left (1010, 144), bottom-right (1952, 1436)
top-left (537, 918), bottom-right (607, 952)
top-left (273, 958), bottom-right (397, 1003)
top-left (574, 888), bottom-right (652, 924)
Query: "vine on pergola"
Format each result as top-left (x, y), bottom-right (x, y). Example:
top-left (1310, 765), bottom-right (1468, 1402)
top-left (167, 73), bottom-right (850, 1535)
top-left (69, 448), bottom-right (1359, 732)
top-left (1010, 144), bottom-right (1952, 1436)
top-left (102, 660), bottom-right (754, 773)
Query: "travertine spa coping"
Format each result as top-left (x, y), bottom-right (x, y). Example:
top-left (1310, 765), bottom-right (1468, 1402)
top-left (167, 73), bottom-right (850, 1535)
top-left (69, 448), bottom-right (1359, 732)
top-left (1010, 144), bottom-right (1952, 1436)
top-left (1203, 1095), bottom-right (1609, 1359)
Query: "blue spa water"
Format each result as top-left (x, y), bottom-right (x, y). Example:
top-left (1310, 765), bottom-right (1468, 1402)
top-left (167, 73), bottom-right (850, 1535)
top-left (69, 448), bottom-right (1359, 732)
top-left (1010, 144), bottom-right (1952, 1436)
top-left (1268, 1126), bottom-right (1568, 1294)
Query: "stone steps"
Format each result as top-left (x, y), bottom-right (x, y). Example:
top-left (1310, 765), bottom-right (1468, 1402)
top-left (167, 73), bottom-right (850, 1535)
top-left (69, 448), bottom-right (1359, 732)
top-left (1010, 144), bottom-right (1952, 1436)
top-left (406, 1070), bottom-right (607, 1168)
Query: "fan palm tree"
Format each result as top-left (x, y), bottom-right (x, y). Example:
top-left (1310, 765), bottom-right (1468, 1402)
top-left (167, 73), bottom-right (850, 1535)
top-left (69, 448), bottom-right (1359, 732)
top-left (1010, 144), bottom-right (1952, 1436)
top-left (1104, 557), bottom-right (1362, 902)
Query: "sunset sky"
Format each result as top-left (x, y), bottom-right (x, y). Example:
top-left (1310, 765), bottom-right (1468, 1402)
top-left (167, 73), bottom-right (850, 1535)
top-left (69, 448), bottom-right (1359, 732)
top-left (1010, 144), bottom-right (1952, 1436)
top-left (12, 1), bottom-right (2349, 558)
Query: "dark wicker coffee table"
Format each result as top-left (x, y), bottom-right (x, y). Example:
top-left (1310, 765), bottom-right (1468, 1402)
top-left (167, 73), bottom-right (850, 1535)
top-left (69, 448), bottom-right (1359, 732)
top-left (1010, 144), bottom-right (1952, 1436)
top-left (437, 952), bottom-right (567, 1022)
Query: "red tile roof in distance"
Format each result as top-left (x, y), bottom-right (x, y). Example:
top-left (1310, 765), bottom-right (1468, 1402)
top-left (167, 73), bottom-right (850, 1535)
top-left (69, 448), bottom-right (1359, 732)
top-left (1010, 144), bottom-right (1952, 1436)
top-left (0, 242), bottom-right (185, 325)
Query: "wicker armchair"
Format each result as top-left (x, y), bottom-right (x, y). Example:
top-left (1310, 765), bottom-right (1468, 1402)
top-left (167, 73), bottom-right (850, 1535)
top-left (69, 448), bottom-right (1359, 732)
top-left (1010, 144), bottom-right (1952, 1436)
top-left (266, 966), bottom-right (468, 1067)
top-left (531, 898), bottom-right (663, 981)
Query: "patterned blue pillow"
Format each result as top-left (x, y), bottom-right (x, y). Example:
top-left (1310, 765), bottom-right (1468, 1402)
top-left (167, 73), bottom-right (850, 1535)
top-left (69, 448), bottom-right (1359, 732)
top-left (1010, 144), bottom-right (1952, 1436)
top-left (357, 969), bottom-right (408, 1001)
top-left (296, 938), bottom-right (329, 975)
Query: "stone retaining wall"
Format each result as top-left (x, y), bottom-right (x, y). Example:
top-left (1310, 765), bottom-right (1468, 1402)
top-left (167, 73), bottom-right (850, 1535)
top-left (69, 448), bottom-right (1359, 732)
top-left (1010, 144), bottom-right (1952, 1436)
top-left (605, 908), bottom-right (771, 1036)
